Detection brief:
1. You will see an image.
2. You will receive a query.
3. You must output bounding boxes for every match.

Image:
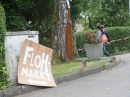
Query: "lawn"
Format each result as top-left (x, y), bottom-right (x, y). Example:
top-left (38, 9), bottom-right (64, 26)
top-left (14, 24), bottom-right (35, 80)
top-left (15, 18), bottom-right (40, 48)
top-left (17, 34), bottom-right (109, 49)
top-left (52, 57), bottom-right (111, 77)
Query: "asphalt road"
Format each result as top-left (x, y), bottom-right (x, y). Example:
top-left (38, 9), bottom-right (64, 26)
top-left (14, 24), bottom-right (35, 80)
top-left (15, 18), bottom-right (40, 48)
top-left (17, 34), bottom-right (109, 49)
top-left (16, 53), bottom-right (130, 97)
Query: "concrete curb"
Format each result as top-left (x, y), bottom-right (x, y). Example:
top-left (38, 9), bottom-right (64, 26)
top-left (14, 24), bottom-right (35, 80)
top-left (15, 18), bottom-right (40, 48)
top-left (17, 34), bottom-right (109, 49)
top-left (0, 59), bottom-right (122, 97)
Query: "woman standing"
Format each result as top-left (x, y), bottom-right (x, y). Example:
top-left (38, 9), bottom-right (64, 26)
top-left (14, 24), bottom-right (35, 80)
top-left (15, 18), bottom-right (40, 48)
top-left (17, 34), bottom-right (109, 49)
top-left (100, 25), bottom-right (111, 57)
top-left (96, 24), bottom-right (111, 57)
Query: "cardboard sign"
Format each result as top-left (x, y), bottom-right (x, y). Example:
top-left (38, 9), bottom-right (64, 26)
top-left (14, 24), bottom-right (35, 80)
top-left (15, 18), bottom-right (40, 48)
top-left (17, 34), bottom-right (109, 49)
top-left (18, 39), bottom-right (56, 87)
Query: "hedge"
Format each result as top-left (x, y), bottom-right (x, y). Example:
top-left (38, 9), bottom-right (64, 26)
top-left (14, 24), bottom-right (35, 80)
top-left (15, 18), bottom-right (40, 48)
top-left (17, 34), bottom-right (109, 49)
top-left (0, 5), bottom-right (8, 90)
top-left (76, 27), bottom-right (130, 57)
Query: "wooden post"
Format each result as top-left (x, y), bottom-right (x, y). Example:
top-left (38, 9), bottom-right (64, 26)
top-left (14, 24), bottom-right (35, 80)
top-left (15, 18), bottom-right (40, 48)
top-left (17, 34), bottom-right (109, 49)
top-left (66, 2), bottom-right (74, 60)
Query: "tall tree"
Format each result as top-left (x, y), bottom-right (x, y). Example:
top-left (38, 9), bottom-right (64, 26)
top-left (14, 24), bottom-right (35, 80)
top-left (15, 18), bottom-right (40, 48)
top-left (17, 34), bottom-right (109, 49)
top-left (51, 0), bottom-right (69, 61)
top-left (51, 0), bottom-right (83, 61)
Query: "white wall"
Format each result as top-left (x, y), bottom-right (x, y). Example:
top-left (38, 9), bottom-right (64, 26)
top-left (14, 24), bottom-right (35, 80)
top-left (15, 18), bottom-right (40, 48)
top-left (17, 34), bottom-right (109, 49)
top-left (5, 31), bottom-right (39, 83)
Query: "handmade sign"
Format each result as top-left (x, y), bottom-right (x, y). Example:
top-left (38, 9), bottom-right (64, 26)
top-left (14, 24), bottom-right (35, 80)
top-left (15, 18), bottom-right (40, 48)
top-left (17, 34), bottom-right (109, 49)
top-left (18, 39), bottom-right (56, 87)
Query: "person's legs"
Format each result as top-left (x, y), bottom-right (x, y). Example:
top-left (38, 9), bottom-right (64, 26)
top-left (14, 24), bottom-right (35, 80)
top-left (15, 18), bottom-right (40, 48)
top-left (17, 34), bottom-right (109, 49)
top-left (80, 60), bottom-right (87, 71)
top-left (103, 43), bottom-right (111, 56)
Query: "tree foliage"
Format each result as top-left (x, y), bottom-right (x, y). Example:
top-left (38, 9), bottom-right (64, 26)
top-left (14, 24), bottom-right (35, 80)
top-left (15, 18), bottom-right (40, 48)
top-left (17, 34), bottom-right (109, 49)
top-left (1, 0), bottom-right (129, 44)
top-left (0, 0), bottom-right (54, 46)
top-left (81, 0), bottom-right (129, 29)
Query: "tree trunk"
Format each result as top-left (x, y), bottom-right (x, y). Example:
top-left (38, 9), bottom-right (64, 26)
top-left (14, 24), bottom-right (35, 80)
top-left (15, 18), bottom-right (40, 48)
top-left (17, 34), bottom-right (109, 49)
top-left (51, 0), bottom-right (68, 61)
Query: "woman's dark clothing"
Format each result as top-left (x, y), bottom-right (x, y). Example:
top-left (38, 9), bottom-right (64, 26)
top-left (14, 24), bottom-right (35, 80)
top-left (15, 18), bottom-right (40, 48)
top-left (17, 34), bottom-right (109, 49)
top-left (102, 30), bottom-right (111, 56)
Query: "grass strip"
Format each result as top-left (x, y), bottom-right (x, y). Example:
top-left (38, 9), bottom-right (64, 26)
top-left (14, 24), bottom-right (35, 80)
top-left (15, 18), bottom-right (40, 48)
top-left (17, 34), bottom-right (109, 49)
top-left (52, 57), bottom-right (111, 77)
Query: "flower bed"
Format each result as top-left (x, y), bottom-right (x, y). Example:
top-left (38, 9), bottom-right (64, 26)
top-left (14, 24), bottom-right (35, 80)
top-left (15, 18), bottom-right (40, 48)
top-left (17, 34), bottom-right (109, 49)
top-left (86, 32), bottom-right (102, 44)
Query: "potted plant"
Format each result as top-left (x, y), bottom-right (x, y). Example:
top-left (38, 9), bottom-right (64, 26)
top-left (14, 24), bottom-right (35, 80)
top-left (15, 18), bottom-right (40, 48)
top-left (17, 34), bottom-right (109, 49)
top-left (84, 32), bottom-right (102, 61)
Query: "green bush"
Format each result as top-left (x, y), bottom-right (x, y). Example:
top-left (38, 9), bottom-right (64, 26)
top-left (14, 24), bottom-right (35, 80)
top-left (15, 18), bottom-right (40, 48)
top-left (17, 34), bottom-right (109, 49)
top-left (0, 5), bottom-right (9, 90)
top-left (76, 27), bottom-right (130, 57)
